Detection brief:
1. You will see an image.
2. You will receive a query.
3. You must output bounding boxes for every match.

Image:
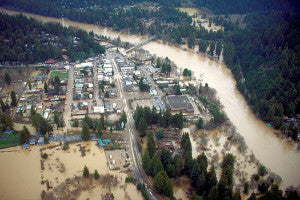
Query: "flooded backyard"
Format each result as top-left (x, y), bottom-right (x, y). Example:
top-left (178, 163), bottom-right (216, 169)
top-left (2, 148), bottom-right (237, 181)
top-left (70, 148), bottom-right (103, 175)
top-left (0, 141), bottom-right (142, 200)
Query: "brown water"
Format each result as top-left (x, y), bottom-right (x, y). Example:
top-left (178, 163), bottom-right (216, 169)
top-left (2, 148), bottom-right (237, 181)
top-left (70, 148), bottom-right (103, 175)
top-left (0, 142), bottom-right (142, 200)
top-left (1, 8), bottom-right (300, 189)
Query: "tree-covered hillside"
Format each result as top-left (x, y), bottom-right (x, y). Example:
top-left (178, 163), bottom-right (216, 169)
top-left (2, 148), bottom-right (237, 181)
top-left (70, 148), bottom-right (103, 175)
top-left (0, 13), bottom-right (105, 63)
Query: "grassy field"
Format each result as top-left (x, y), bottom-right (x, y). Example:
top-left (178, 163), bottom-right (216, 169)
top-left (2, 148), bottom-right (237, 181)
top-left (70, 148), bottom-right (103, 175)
top-left (0, 133), bottom-right (20, 149)
top-left (50, 70), bottom-right (69, 79)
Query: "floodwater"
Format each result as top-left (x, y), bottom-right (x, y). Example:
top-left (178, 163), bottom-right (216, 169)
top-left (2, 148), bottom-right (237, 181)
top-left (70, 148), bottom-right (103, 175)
top-left (0, 142), bottom-right (142, 200)
top-left (0, 8), bottom-right (300, 189)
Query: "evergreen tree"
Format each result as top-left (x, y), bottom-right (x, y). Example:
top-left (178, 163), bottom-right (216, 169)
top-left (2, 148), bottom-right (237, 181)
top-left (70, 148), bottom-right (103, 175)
top-left (10, 91), bottom-right (17, 107)
top-left (20, 125), bottom-right (30, 144)
top-left (247, 192), bottom-right (257, 200)
top-left (173, 154), bottom-right (183, 176)
top-left (206, 186), bottom-right (218, 200)
top-left (53, 111), bottom-right (60, 129)
top-left (206, 166), bottom-right (217, 193)
top-left (166, 164), bottom-right (176, 178)
top-left (138, 117), bottom-right (147, 137)
top-left (4, 71), bottom-right (11, 85)
top-left (83, 165), bottom-right (89, 177)
top-left (142, 150), bottom-right (151, 175)
top-left (196, 118), bottom-right (204, 129)
top-left (160, 148), bottom-right (172, 169)
top-left (153, 170), bottom-right (173, 198)
top-left (152, 153), bottom-right (164, 176)
top-left (94, 169), bottom-right (100, 179)
top-left (81, 122), bottom-right (90, 141)
top-left (96, 119), bottom-right (103, 137)
top-left (146, 131), bottom-right (156, 158)
top-left (44, 82), bottom-right (48, 93)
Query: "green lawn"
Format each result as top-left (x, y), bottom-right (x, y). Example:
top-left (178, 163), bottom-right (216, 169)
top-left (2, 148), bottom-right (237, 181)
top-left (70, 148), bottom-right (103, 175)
top-left (50, 70), bottom-right (69, 79)
top-left (0, 133), bottom-right (21, 149)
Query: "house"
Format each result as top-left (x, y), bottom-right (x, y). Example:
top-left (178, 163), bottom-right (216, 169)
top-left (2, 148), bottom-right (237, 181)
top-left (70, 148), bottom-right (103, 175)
top-left (29, 138), bottom-right (36, 145)
top-left (4, 129), bottom-right (13, 135)
top-left (98, 139), bottom-right (104, 148)
top-left (38, 137), bottom-right (45, 145)
top-left (36, 131), bottom-right (42, 137)
top-left (102, 139), bottom-right (112, 144)
top-left (102, 193), bottom-right (114, 200)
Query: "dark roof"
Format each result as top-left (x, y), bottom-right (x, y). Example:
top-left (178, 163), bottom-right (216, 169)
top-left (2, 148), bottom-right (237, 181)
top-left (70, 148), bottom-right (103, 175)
top-left (165, 95), bottom-right (194, 112)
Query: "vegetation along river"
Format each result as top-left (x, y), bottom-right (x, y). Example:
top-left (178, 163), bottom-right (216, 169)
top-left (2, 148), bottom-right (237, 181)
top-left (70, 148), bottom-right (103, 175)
top-left (1, 8), bottom-right (299, 190)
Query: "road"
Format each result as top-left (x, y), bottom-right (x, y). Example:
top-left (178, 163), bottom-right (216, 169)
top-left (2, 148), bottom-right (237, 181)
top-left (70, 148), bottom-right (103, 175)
top-left (63, 65), bottom-right (74, 132)
top-left (109, 52), bottom-right (160, 200)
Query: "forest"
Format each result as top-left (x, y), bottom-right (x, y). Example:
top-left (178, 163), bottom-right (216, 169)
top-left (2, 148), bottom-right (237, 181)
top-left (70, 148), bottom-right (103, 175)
top-left (142, 131), bottom-right (299, 200)
top-left (0, 0), bottom-right (299, 135)
top-left (0, 13), bottom-right (105, 63)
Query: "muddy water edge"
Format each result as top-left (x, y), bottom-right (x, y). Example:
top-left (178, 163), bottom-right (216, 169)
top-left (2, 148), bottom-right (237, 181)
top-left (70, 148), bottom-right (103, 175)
top-left (0, 8), bottom-right (299, 190)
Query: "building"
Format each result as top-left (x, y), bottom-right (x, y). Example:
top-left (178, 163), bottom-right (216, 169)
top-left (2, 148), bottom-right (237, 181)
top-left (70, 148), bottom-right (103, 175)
top-left (102, 193), bottom-right (114, 200)
top-left (164, 95), bottom-right (194, 113)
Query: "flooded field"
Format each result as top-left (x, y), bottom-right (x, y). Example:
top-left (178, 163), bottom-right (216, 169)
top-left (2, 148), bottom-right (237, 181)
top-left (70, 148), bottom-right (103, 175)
top-left (178, 7), bottom-right (223, 31)
top-left (0, 141), bottom-right (142, 200)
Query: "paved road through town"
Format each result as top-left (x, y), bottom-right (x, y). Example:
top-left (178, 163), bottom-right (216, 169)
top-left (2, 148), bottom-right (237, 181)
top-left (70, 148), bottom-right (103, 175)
top-left (109, 52), bottom-right (160, 200)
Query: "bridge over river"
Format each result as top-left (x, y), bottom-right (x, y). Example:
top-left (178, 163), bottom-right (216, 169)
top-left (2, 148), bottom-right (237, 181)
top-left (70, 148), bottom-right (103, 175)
top-left (125, 35), bottom-right (157, 53)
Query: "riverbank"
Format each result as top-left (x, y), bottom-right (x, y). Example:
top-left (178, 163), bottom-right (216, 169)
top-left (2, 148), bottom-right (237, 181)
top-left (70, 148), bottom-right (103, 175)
top-left (0, 7), bottom-right (299, 190)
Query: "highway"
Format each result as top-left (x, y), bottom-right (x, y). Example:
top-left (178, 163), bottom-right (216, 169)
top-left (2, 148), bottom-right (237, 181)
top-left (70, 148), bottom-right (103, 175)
top-left (109, 52), bottom-right (160, 200)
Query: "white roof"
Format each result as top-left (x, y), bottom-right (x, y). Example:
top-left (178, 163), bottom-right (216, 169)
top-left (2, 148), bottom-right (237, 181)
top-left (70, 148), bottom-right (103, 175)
top-left (94, 106), bottom-right (105, 113)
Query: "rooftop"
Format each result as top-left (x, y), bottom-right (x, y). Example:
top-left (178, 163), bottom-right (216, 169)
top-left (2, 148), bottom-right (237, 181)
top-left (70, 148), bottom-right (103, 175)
top-left (165, 95), bottom-right (194, 113)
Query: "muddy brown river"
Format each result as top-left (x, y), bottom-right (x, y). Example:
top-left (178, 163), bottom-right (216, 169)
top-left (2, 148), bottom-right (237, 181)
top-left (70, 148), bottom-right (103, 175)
top-left (0, 8), bottom-right (299, 189)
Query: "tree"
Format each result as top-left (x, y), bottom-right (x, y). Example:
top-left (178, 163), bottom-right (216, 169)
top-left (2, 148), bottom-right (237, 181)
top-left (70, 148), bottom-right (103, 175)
top-left (166, 164), bottom-right (176, 178)
top-left (161, 148), bottom-right (172, 169)
top-left (73, 119), bottom-right (79, 127)
top-left (258, 165), bottom-right (267, 176)
top-left (44, 82), bottom-right (48, 93)
top-left (37, 115), bottom-right (52, 135)
top-left (53, 111), bottom-right (60, 129)
top-left (183, 68), bottom-right (192, 76)
top-left (138, 117), bottom-right (147, 137)
top-left (206, 166), bottom-right (217, 193)
top-left (146, 131), bottom-right (156, 158)
top-left (258, 181), bottom-right (270, 194)
top-left (20, 125), bottom-right (30, 144)
top-left (244, 182), bottom-right (249, 194)
top-left (247, 192), bottom-right (257, 200)
top-left (188, 32), bottom-right (196, 49)
top-left (53, 76), bottom-right (61, 95)
top-left (232, 190), bottom-right (241, 200)
top-left (153, 170), bottom-right (173, 198)
top-left (165, 109), bottom-right (172, 127)
top-left (173, 154), bottom-right (183, 176)
top-left (155, 129), bottom-right (164, 138)
top-left (81, 122), bottom-right (90, 141)
top-left (4, 71), bottom-right (11, 85)
top-left (196, 118), bottom-right (204, 129)
top-left (94, 169), bottom-right (100, 179)
top-left (142, 150), bottom-right (151, 175)
top-left (83, 165), bottom-right (89, 177)
top-left (206, 186), bottom-right (218, 200)
top-left (96, 119), bottom-right (103, 137)
top-left (152, 153), bottom-right (164, 176)
top-left (10, 91), bottom-right (17, 107)
top-left (119, 111), bottom-right (127, 126)
top-left (139, 77), bottom-right (150, 92)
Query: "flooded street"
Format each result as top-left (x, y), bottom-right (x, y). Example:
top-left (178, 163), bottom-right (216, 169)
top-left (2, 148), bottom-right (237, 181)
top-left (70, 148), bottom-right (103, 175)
top-left (0, 8), bottom-right (299, 189)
